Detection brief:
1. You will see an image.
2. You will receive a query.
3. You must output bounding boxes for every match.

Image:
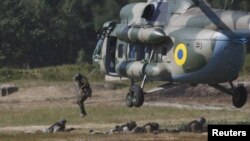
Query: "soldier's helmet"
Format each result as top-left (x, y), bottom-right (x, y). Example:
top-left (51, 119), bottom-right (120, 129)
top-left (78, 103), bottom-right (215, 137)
top-left (151, 122), bottom-right (160, 130)
top-left (198, 117), bottom-right (206, 124)
top-left (127, 121), bottom-right (137, 130)
top-left (58, 119), bottom-right (67, 124)
top-left (74, 74), bottom-right (83, 81)
top-left (148, 122), bottom-right (160, 133)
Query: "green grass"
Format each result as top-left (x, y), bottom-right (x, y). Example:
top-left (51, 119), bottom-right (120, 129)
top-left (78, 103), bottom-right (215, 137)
top-left (0, 105), bottom-right (249, 127)
top-left (241, 54), bottom-right (250, 76)
top-left (1, 104), bottom-right (248, 141)
top-left (0, 64), bottom-right (104, 83)
top-left (0, 132), bottom-right (207, 141)
top-left (1, 53), bottom-right (250, 83)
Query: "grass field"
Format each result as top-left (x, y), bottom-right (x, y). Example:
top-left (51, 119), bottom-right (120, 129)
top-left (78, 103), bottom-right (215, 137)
top-left (0, 64), bottom-right (104, 83)
top-left (2, 52), bottom-right (250, 82)
top-left (0, 103), bottom-right (249, 141)
top-left (0, 132), bottom-right (208, 141)
top-left (1, 79), bottom-right (250, 141)
top-left (0, 105), bottom-right (250, 127)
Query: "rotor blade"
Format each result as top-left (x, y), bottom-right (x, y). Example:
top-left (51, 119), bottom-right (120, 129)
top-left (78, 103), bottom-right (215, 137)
top-left (196, 0), bottom-right (235, 38)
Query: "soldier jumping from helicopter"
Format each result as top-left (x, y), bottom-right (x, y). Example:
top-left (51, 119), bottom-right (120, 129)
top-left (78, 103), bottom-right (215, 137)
top-left (73, 73), bottom-right (92, 117)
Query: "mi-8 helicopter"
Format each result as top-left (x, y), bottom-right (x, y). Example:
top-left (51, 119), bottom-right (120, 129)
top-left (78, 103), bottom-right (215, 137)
top-left (92, 0), bottom-right (250, 108)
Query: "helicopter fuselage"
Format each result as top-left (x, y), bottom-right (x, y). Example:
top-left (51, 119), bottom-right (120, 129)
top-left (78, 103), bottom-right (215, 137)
top-left (93, 0), bottom-right (250, 85)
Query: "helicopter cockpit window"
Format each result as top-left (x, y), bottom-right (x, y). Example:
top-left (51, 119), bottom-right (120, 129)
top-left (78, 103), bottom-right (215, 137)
top-left (142, 4), bottom-right (155, 21)
top-left (93, 36), bottom-right (104, 59)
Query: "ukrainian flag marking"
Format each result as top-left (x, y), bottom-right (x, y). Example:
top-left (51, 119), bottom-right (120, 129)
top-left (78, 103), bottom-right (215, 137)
top-left (174, 43), bottom-right (187, 66)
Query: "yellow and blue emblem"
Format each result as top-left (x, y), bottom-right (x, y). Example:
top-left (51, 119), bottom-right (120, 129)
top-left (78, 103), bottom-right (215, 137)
top-left (174, 43), bottom-right (187, 66)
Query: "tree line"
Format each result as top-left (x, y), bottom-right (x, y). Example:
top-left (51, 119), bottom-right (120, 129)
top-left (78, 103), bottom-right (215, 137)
top-left (0, 0), bottom-right (143, 68)
top-left (0, 0), bottom-right (249, 68)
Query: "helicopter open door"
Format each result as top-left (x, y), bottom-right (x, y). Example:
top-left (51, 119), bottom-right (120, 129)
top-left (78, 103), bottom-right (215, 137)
top-left (105, 35), bottom-right (129, 76)
top-left (105, 36), bottom-right (117, 75)
top-left (92, 21), bottom-right (120, 75)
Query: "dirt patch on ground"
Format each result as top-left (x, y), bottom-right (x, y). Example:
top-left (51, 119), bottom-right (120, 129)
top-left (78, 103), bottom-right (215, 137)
top-left (1, 81), bottom-right (250, 108)
top-left (145, 82), bottom-right (250, 103)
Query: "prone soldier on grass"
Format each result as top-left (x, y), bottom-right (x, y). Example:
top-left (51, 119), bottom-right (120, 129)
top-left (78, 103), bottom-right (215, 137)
top-left (43, 119), bottom-right (67, 133)
top-left (177, 117), bottom-right (207, 133)
top-left (132, 122), bottom-right (165, 134)
top-left (89, 121), bottom-right (137, 134)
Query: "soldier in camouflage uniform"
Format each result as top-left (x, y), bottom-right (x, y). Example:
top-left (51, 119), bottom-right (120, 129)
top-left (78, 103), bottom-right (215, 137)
top-left (43, 119), bottom-right (67, 133)
top-left (111, 121), bottom-right (137, 134)
top-left (132, 122), bottom-right (166, 134)
top-left (177, 117), bottom-right (207, 133)
top-left (73, 74), bottom-right (92, 117)
top-left (89, 121), bottom-right (137, 135)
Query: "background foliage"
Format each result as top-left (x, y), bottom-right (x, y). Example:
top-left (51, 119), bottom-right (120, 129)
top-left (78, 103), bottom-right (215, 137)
top-left (0, 0), bottom-right (144, 68)
top-left (0, 0), bottom-right (249, 69)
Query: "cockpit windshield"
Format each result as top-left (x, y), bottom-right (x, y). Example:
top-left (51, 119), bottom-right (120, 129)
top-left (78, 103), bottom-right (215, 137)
top-left (207, 0), bottom-right (250, 12)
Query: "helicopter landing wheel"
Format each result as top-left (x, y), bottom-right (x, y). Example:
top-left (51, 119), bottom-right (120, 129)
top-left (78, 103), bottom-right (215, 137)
top-left (126, 84), bottom-right (144, 108)
top-left (126, 93), bottom-right (133, 108)
top-left (232, 85), bottom-right (248, 108)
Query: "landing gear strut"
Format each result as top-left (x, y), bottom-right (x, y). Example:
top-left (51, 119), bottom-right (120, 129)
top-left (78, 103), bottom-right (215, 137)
top-left (126, 48), bottom-right (155, 108)
top-left (211, 82), bottom-right (248, 108)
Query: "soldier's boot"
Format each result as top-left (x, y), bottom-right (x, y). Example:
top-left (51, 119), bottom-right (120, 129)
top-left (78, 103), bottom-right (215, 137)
top-left (77, 99), bottom-right (87, 117)
top-left (80, 112), bottom-right (87, 117)
top-left (79, 104), bottom-right (87, 117)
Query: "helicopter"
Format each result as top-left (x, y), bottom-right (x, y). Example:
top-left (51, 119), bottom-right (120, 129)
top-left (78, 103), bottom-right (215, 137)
top-left (92, 0), bottom-right (250, 108)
